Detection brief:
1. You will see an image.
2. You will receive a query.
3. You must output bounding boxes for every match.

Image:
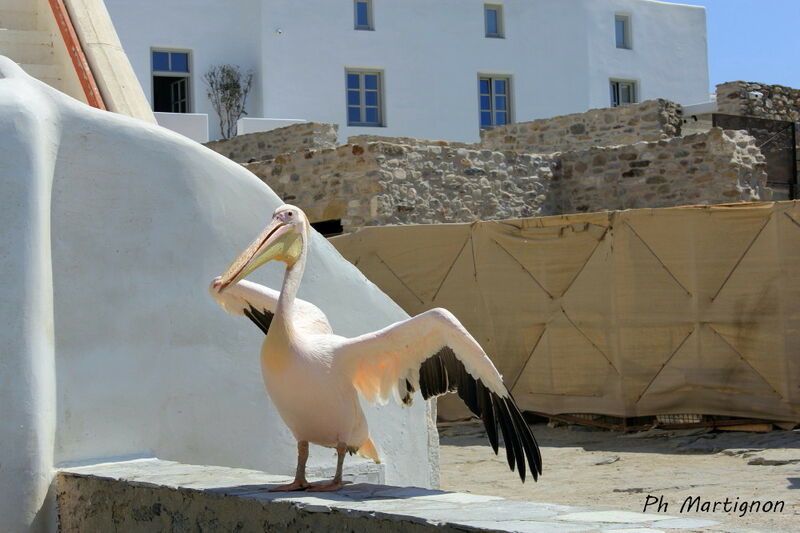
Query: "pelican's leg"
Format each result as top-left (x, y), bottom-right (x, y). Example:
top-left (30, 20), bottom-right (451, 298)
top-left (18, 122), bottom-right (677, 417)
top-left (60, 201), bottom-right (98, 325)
top-left (268, 440), bottom-right (311, 492)
top-left (307, 442), bottom-right (347, 492)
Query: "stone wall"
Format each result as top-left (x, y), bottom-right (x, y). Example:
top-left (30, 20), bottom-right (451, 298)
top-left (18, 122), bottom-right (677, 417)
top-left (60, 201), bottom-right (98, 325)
top-left (348, 134), bottom-right (477, 150)
top-left (218, 103), bottom-right (775, 232)
top-left (244, 129), bottom-right (768, 231)
top-left (245, 144), bottom-right (379, 229)
top-left (58, 459), bottom-right (685, 533)
top-left (371, 144), bottom-right (557, 226)
top-left (480, 99), bottom-right (683, 154)
top-left (204, 122), bottom-right (338, 163)
top-left (244, 142), bottom-right (557, 231)
top-left (56, 461), bottom-right (466, 533)
top-left (716, 81), bottom-right (800, 122)
top-left (555, 128), bottom-right (768, 213)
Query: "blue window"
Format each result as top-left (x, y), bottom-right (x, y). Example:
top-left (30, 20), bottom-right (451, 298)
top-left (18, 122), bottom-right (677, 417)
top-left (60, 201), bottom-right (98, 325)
top-left (355, 0), bottom-right (373, 30)
top-left (484, 4), bottom-right (504, 38)
top-left (152, 50), bottom-right (189, 73)
top-left (152, 49), bottom-right (191, 113)
top-left (152, 51), bottom-right (169, 71)
top-left (610, 80), bottom-right (637, 107)
top-left (171, 53), bottom-right (189, 73)
top-left (347, 70), bottom-right (383, 126)
top-left (615, 14), bottom-right (631, 49)
top-left (479, 76), bottom-right (511, 128)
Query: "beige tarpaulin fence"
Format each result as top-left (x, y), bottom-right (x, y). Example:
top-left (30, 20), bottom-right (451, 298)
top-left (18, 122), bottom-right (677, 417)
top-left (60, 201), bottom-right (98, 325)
top-left (332, 201), bottom-right (800, 422)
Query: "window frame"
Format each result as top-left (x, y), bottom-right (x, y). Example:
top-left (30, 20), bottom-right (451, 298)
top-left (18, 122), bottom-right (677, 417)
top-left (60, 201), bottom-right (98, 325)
top-left (484, 3), bottom-right (504, 38)
top-left (478, 74), bottom-right (513, 129)
top-left (345, 69), bottom-right (384, 127)
top-left (150, 48), bottom-right (192, 113)
top-left (615, 13), bottom-right (632, 49)
top-left (354, 0), bottom-right (374, 31)
top-left (610, 79), bottom-right (638, 107)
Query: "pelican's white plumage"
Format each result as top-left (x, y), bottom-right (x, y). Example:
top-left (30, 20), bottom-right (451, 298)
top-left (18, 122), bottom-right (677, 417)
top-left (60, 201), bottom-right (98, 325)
top-left (211, 204), bottom-right (541, 491)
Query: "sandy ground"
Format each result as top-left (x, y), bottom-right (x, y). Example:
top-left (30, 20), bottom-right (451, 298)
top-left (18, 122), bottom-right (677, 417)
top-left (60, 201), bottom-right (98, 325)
top-left (438, 421), bottom-right (800, 532)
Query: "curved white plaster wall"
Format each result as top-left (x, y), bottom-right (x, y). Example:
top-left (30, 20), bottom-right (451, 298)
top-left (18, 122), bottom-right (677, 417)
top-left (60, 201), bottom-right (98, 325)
top-left (0, 58), bottom-right (434, 533)
top-left (105, 0), bottom-right (708, 142)
top-left (0, 58), bottom-right (59, 533)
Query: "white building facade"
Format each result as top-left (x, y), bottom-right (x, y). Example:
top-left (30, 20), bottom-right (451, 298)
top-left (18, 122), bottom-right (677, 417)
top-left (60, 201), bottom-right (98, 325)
top-left (104, 0), bottom-right (709, 142)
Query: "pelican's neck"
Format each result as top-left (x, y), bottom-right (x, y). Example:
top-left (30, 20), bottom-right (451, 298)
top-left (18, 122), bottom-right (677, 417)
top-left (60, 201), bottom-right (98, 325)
top-left (274, 238), bottom-right (308, 334)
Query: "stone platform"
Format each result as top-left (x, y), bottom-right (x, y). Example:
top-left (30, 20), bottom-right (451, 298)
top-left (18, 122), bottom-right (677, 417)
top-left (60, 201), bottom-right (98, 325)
top-left (56, 459), bottom-right (723, 532)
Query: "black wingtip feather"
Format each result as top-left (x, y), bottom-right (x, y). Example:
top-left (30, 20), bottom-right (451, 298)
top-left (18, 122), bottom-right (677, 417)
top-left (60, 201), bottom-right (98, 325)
top-left (495, 396), bottom-right (520, 478)
top-left (478, 386), bottom-right (499, 454)
top-left (507, 395), bottom-right (543, 479)
top-left (244, 306), bottom-right (274, 335)
top-left (418, 346), bottom-right (542, 483)
top-left (458, 372), bottom-right (480, 416)
top-left (401, 379), bottom-right (415, 405)
top-left (503, 397), bottom-right (528, 483)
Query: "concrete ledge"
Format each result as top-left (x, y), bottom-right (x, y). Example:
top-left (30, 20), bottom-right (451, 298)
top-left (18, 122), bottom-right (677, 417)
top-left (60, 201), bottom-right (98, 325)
top-left (154, 112), bottom-right (209, 143)
top-left (56, 459), bottom-right (720, 532)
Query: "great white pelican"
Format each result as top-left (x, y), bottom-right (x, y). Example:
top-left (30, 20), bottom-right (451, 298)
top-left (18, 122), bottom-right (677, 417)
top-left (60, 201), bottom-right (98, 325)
top-left (210, 204), bottom-right (541, 491)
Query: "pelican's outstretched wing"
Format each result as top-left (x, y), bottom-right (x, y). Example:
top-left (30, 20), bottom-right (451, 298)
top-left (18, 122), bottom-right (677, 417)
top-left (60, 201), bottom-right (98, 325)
top-left (334, 308), bottom-right (541, 482)
top-left (209, 278), bottom-right (332, 335)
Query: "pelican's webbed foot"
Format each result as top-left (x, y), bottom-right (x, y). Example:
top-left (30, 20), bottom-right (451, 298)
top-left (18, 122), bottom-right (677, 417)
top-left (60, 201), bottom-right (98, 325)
top-left (306, 480), bottom-right (347, 492)
top-left (267, 440), bottom-right (311, 492)
top-left (305, 441), bottom-right (348, 492)
top-left (267, 480), bottom-right (312, 492)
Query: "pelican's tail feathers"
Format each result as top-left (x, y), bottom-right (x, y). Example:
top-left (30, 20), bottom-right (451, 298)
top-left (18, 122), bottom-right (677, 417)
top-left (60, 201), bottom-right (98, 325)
top-left (357, 437), bottom-right (381, 463)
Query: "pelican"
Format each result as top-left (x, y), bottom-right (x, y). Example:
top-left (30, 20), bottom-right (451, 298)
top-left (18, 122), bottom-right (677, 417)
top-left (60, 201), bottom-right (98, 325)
top-left (210, 204), bottom-right (541, 491)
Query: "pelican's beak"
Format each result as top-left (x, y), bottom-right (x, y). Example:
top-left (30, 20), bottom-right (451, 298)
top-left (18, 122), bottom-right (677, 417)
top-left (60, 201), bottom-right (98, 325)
top-left (216, 219), bottom-right (302, 292)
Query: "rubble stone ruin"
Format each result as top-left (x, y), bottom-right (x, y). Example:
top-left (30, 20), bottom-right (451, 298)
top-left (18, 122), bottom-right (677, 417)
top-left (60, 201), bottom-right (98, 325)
top-left (205, 81), bottom-right (800, 234)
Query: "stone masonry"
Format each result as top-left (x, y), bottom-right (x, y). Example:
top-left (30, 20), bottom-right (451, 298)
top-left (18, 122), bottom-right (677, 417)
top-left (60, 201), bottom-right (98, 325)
top-left (480, 99), bottom-right (683, 154)
top-left (243, 127), bottom-right (768, 232)
top-left (205, 122), bottom-right (338, 163)
top-left (244, 141), bottom-right (558, 232)
top-left (348, 135), bottom-right (476, 150)
top-left (205, 88), bottom-right (785, 233)
top-left (555, 128), bottom-right (768, 214)
top-left (716, 81), bottom-right (800, 123)
top-left (688, 82), bottom-right (799, 200)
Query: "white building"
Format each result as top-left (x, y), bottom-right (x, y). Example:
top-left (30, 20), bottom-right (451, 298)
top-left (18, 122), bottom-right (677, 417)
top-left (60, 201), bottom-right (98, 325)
top-left (104, 0), bottom-right (709, 142)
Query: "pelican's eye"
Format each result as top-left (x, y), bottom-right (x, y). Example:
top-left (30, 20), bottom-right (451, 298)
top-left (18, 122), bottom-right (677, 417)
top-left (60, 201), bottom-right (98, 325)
top-left (287, 212), bottom-right (294, 218)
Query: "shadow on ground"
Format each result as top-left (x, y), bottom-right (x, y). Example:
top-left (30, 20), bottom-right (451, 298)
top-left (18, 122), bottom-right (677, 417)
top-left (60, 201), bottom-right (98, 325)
top-left (206, 482), bottom-right (445, 502)
top-left (439, 420), bottom-right (800, 456)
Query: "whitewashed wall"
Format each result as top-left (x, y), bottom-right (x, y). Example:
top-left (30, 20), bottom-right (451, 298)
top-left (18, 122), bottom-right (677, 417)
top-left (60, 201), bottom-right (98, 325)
top-left (105, 0), bottom-right (708, 142)
top-left (154, 111), bottom-right (209, 142)
top-left (585, 0), bottom-right (709, 107)
top-left (0, 60), bottom-right (435, 533)
top-left (103, 0), bottom-right (264, 140)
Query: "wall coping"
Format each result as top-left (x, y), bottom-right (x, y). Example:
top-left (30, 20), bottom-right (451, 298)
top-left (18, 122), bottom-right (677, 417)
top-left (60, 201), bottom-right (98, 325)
top-left (481, 99), bottom-right (680, 135)
top-left (57, 459), bottom-right (723, 532)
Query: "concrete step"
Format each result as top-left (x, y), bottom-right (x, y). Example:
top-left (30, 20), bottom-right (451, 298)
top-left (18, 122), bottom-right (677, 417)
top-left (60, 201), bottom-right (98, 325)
top-left (57, 459), bottom-right (724, 532)
top-left (0, 9), bottom-right (39, 31)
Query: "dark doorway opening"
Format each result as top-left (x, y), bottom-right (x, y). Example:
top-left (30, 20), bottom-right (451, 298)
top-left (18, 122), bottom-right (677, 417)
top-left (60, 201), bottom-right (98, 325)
top-left (153, 76), bottom-right (189, 113)
top-left (311, 219), bottom-right (344, 237)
